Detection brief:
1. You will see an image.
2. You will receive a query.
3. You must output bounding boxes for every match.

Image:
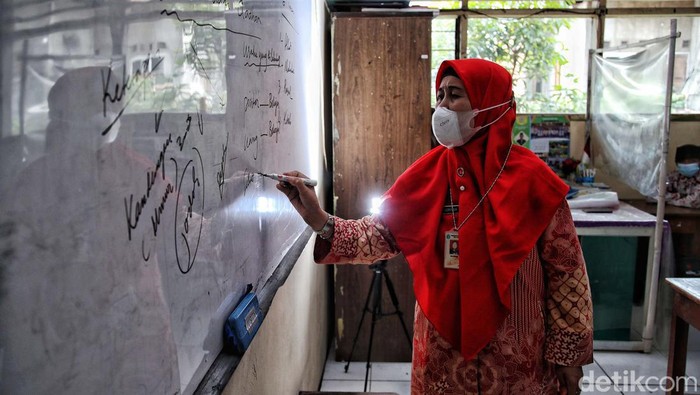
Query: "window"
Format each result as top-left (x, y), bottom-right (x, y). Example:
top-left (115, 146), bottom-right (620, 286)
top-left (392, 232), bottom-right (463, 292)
top-left (466, 17), bottom-right (591, 113)
top-left (430, 16), bottom-right (458, 105)
top-left (604, 17), bottom-right (700, 114)
top-left (410, 1), bottom-right (700, 114)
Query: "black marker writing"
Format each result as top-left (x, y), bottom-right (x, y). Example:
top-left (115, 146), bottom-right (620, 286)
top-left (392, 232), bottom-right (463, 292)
top-left (282, 32), bottom-right (292, 51)
top-left (154, 109), bottom-right (163, 133)
top-left (124, 194), bottom-right (146, 242)
top-left (125, 111), bottom-right (171, 241)
top-left (284, 60), bottom-right (295, 74)
top-left (243, 169), bottom-right (255, 196)
top-left (196, 112), bottom-right (204, 135)
top-left (176, 112), bottom-right (204, 151)
top-left (161, 9), bottom-right (261, 40)
top-left (244, 96), bottom-right (259, 113)
top-left (184, 165), bottom-right (201, 234)
top-left (151, 183), bottom-right (175, 237)
top-left (237, 6), bottom-right (262, 24)
top-left (283, 79), bottom-right (292, 98)
top-left (268, 119), bottom-right (280, 143)
top-left (148, 114), bottom-right (172, 196)
top-left (190, 44), bottom-right (226, 107)
top-left (268, 93), bottom-right (279, 116)
top-left (216, 134), bottom-right (229, 200)
top-left (100, 59), bottom-right (164, 135)
top-left (173, 148), bottom-right (205, 274)
top-left (177, 114), bottom-right (193, 151)
top-left (142, 238), bottom-right (151, 262)
top-left (281, 13), bottom-right (297, 35)
top-left (242, 43), bottom-right (282, 72)
top-left (244, 61), bottom-right (283, 72)
top-left (101, 65), bottom-right (129, 110)
top-left (243, 134), bottom-right (259, 160)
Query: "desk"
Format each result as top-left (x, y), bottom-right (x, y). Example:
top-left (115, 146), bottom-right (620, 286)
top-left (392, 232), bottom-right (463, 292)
top-left (628, 200), bottom-right (700, 277)
top-left (666, 278), bottom-right (700, 395)
top-left (570, 202), bottom-right (661, 352)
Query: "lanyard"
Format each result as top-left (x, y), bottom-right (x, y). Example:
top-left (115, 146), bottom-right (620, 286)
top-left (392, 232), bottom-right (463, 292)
top-left (448, 143), bottom-right (513, 231)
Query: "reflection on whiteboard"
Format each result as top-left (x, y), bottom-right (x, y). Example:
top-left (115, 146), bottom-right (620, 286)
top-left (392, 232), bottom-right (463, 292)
top-left (0, 1), bottom-right (322, 394)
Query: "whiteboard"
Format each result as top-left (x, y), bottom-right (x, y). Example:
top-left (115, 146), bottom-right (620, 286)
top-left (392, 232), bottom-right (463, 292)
top-left (0, 1), bottom-right (322, 394)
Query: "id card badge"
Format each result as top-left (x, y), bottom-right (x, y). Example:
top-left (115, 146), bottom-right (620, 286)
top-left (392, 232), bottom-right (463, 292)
top-left (444, 230), bottom-right (459, 269)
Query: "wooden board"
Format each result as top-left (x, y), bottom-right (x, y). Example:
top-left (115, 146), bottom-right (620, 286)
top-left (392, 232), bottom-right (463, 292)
top-left (331, 13), bottom-right (432, 362)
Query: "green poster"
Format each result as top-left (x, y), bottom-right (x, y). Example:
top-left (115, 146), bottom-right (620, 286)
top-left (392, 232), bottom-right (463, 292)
top-left (512, 115), bottom-right (531, 149)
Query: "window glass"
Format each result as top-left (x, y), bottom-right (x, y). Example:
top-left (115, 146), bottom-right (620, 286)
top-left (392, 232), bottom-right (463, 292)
top-left (430, 17), bottom-right (457, 105)
top-left (469, 0), bottom-right (591, 10)
top-left (606, 0), bottom-right (695, 8)
top-left (467, 17), bottom-right (592, 113)
top-left (411, 1), bottom-right (462, 9)
top-left (604, 17), bottom-right (700, 113)
top-left (411, 0), bottom-right (597, 10)
top-left (7, 4), bottom-right (227, 136)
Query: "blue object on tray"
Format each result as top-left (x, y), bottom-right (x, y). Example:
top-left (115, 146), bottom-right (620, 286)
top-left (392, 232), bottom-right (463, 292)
top-left (566, 187), bottom-right (579, 200)
top-left (224, 292), bottom-right (263, 354)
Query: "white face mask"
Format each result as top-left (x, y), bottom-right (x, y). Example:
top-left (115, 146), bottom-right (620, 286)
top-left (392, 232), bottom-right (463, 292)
top-left (432, 99), bottom-right (512, 149)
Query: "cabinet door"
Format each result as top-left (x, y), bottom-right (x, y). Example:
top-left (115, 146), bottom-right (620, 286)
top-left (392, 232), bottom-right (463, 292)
top-left (331, 14), bottom-right (432, 362)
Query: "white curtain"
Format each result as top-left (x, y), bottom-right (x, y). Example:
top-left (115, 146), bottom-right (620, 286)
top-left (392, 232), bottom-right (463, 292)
top-left (590, 40), bottom-right (670, 197)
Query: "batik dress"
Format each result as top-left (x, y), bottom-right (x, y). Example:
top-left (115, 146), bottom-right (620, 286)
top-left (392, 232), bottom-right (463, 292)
top-left (315, 199), bottom-right (593, 395)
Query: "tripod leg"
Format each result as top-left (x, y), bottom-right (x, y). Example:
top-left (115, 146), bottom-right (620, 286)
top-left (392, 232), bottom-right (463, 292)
top-left (364, 273), bottom-right (382, 392)
top-left (344, 272), bottom-right (375, 373)
top-left (383, 268), bottom-right (413, 350)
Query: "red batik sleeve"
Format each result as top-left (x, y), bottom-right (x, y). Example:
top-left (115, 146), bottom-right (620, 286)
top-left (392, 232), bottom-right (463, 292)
top-left (314, 214), bottom-right (400, 264)
top-left (539, 200), bottom-right (594, 366)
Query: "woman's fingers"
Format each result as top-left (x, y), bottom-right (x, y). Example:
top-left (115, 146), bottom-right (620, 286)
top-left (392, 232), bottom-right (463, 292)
top-left (275, 171), bottom-right (319, 213)
top-left (274, 170), bottom-right (327, 230)
top-left (282, 170), bottom-right (308, 179)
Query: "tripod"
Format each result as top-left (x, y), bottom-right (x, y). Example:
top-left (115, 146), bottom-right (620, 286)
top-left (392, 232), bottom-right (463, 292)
top-left (344, 260), bottom-right (412, 391)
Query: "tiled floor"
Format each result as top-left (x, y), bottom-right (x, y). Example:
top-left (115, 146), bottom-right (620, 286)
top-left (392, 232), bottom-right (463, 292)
top-left (320, 349), bottom-right (700, 394)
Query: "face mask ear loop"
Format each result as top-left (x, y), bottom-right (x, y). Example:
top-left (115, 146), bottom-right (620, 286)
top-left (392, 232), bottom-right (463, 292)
top-left (475, 98), bottom-right (513, 114)
top-left (476, 104), bottom-right (512, 131)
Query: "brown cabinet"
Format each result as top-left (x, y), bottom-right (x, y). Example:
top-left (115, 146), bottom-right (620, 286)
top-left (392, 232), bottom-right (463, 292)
top-left (331, 13), bottom-right (433, 362)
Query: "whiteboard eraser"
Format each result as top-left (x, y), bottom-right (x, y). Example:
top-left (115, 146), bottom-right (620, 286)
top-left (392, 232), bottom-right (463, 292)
top-left (224, 292), bottom-right (262, 354)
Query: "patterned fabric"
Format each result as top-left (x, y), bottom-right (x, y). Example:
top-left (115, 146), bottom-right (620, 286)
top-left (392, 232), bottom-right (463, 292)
top-left (315, 201), bottom-right (593, 394)
top-left (315, 215), bottom-right (398, 264)
top-left (540, 205), bottom-right (594, 366)
top-left (665, 170), bottom-right (700, 208)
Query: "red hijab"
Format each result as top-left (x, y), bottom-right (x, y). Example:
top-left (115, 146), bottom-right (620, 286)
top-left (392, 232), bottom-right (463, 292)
top-left (379, 59), bottom-right (569, 360)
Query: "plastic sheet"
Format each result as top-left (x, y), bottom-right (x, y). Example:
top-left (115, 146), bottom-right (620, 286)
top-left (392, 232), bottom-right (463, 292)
top-left (568, 190), bottom-right (620, 209)
top-left (590, 40), bottom-right (671, 197)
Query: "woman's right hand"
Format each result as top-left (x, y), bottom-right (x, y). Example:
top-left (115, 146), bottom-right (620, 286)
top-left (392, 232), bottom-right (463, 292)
top-left (275, 171), bottom-right (328, 231)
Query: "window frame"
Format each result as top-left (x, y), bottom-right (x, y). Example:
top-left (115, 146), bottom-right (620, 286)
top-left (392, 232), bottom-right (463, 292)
top-left (421, 2), bottom-right (700, 118)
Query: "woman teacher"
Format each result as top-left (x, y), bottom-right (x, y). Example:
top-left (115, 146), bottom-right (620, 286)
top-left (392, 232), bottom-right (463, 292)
top-left (278, 58), bottom-right (593, 394)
